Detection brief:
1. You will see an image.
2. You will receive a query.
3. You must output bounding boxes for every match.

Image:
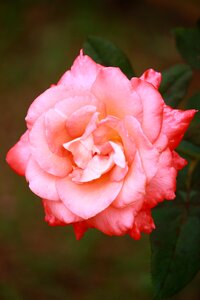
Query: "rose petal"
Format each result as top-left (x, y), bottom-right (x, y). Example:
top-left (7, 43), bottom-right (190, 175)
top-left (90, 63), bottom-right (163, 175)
top-left (56, 174), bottom-right (123, 219)
top-left (29, 114), bottom-right (72, 177)
top-left (63, 135), bottom-right (94, 169)
top-left (88, 205), bottom-right (135, 236)
top-left (26, 158), bottom-right (60, 201)
top-left (112, 151), bottom-right (146, 208)
top-left (144, 148), bottom-right (177, 208)
top-left (58, 50), bottom-right (102, 89)
top-left (66, 105), bottom-right (97, 138)
top-left (43, 199), bottom-right (82, 225)
top-left (54, 92), bottom-right (105, 122)
top-left (6, 131), bottom-right (30, 176)
top-left (124, 116), bottom-right (159, 181)
top-left (155, 105), bottom-right (197, 150)
top-left (131, 78), bottom-right (163, 143)
top-left (73, 221), bottom-right (89, 240)
top-left (130, 209), bottom-right (155, 240)
top-left (71, 154), bottom-right (114, 183)
top-left (26, 85), bottom-right (71, 129)
top-left (140, 68), bottom-right (161, 89)
top-left (45, 108), bottom-right (71, 156)
top-left (92, 67), bottom-right (143, 120)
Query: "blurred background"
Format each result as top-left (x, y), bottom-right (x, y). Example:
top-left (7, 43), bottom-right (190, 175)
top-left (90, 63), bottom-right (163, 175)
top-left (1, 0), bottom-right (200, 299)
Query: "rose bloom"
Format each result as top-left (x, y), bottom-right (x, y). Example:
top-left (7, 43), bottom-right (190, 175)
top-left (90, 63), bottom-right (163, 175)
top-left (6, 51), bottom-right (196, 240)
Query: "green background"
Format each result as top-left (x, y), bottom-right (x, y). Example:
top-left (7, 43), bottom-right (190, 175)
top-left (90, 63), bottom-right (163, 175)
top-left (1, 1), bottom-right (200, 299)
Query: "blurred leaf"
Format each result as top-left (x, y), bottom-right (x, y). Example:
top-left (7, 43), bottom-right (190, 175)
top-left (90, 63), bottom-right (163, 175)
top-left (83, 36), bottom-right (135, 79)
top-left (184, 92), bottom-right (200, 147)
top-left (173, 24), bottom-right (200, 70)
top-left (151, 162), bottom-right (200, 299)
top-left (177, 140), bottom-right (200, 160)
top-left (159, 64), bottom-right (192, 108)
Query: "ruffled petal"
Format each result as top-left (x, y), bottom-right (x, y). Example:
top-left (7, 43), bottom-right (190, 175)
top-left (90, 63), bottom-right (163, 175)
top-left (43, 199), bottom-right (82, 225)
top-left (155, 105), bottom-right (197, 150)
top-left (58, 50), bottom-right (102, 89)
top-left (140, 69), bottom-right (161, 89)
top-left (88, 205), bottom-right (135, 236)
top-left (91, 67), bottom-right (143, 120)
top-left (130, 209), bottom-right (155, 240)
top-left (29, 114), bottom-right (72, 177)
top-left (6, 131), bottom-right (30, 176)
top-left (131, 78), bottom-right (164, 143)
top-left (26, 158), bottom-right (60, 201)
top-left (56, 174), bottom-right (123, 219)
top-left (144, 148), bottom-right (177, 208)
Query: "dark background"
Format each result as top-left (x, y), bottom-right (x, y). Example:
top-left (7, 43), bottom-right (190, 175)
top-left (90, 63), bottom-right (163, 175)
top-left (1, 1), bottom-right (200, 299)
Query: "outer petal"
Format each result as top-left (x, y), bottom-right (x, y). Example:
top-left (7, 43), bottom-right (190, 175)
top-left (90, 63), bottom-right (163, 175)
top-left (58, 50), bottom-right (102, 89)
top-left (26, 158), bottom-right (60, 201)
top-left (131, 78), bottom-right (164, 143)
top-left (130, 209), bottom-right (155, 240)
top-left (6, 131), bottom-right (30, 176)
top-left (144, 148), bottom-right (177, 208)
top-left (112, 152), bottom-right (146, 208)
top-left (43, 200), bottom-right (82, 226)
top-left (155, 105), bottom-right (197, 150)
top-left (56, 174), bottom-right (123, 219)
top-left (88, 205), bottom-right (135, 236)
top-left (29, 114), bottom-right (72, 177)
top-left (124, 116), bottom-right (159, 182)
top-left (91, 67), bottom-right (143, 120)
top-left (140, 68), bottom-right (161, 89)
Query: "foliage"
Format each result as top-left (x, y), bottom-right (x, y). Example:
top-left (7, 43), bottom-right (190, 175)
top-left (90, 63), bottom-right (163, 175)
top-left (83, 21), bottom-right (200, 299)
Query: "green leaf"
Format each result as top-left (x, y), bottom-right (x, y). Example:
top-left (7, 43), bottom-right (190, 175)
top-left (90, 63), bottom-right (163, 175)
top-left (83, 36), bottom-right (135, 79)
top-left (184, 92), bottom-right (200, 147)
top-left (173, 24), bottom-right (200, 70)
top-left (159, 64), bottom-right (192, 108)
top-left (150, 163), bottom-right (200, 299)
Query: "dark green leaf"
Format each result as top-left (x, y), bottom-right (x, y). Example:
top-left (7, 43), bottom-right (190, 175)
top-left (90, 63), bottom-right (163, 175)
top-left (173, 25), bottom-right (200, 70)
top-left (83, 36), bottom-right (135, 79)
top-left (184, 92), bottom-right (200, 147)
top-left (151, 163), bottom-right (200, 299)
top-left (159, 64), bottom-right (192, 108)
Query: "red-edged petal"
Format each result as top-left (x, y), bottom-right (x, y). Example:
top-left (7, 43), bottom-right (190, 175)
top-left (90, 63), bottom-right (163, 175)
top-left (156, 105), bottom-right (197, 150)
top-left (88, 205), bottom-right (135, 236)
top-left (144, 148), bottom-right (177, 209)
top-left (130, 209), bottom-right (155, 240)
top-left (6, 131), bottom-right (30, 176)
top-left (43, 199), bottom-right (82, 225)
top-left (56, 174), bottom-right (123, 219)
top-left (140, 69), bottom-right (161, 89)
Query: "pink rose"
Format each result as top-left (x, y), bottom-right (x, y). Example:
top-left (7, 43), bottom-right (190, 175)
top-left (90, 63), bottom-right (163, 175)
top-left (6, 51), bottom-right (196, 240)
